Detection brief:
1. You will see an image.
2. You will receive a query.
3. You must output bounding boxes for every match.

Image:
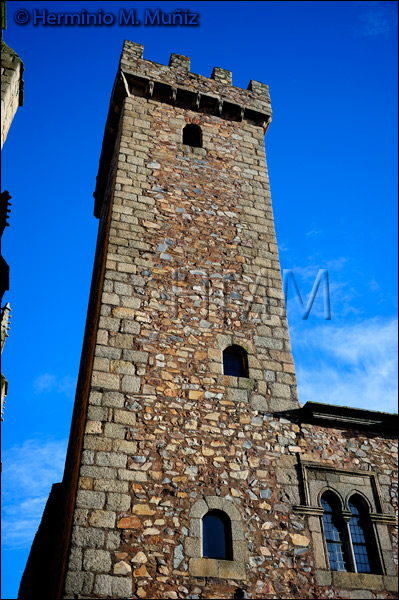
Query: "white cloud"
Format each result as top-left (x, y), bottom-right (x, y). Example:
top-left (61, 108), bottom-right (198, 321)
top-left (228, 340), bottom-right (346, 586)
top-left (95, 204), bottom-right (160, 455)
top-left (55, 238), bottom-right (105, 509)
top-left (1, 438), bottom-right (68, 550)
top-left (33, 374), bottom-right (76, 399)
top-left (291, 316), bottom-right (398, 413)
top-left (285, 257), bottom-right (348, 283)
top-left (33, 373), bottom-right (57, 394)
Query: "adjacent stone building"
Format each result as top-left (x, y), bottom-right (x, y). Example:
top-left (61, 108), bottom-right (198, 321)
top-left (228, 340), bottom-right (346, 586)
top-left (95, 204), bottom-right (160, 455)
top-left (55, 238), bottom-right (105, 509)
top-left (1, 3), bottom-right (24, 422)
top-left (19, 41), bottom-right (398, 600)
top-left (1, 35), bottom-right (24, 149)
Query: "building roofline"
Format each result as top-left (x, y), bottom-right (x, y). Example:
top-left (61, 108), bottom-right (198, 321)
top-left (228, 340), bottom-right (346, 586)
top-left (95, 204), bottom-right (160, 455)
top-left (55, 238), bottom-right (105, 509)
top-left (299, 401), bottom-right (399, 432)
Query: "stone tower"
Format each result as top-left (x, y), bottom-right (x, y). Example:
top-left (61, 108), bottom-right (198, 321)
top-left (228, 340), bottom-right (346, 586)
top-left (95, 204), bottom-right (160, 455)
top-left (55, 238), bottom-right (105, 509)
top-left (19, 41), bottom-right (398, 600)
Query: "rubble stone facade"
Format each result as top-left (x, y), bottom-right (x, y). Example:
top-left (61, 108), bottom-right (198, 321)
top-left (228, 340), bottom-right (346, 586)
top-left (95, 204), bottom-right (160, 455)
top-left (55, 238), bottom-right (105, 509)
top-left (19, 41), bottom-right (398, 600)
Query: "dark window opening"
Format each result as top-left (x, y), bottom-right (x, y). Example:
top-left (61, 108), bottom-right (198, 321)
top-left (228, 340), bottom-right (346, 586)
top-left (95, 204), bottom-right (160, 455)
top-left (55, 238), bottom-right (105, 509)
top-left (321, 493), bottom-right (350, 572)
top-left (223, 345), bottom-right (249, 378)
top-left (183, 124), bottom-right (202, 148)
top-left (202, 510), bottom-right (233, 561)
top-left (348, 495), bottom-right (376, 574)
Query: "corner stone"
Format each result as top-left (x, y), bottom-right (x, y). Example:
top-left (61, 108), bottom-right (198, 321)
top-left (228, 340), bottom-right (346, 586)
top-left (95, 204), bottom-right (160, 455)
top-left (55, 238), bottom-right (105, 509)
top-left (122, 376), bottom-right (141, 393)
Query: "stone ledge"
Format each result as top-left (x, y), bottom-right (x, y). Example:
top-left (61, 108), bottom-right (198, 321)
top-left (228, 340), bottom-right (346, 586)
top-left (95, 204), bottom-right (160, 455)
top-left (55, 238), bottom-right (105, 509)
top-left (384, 575), bottom-right (399, 593)
top-left (189, 557), bottom-right (246, 580)
top-left (315, 570), bottom-right (332, 587)
top-left (315, 571), bottom-right (395, 591)
top-left (177, 143), bottom-right (206, 157)
top-left (223, 376), bottom-right (256, 390)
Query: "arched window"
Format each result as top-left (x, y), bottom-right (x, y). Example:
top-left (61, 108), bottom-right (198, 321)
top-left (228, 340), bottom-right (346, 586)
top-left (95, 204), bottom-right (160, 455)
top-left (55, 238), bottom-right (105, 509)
top-left (320, 491), bottom-right (380, 574)
top-left (348, 495), bottom-right (375, 574)
top-left (183, 124), bottom-right (202, 147)
top-left (223, 345), bottom-right (249, 378)
top-left (202, 510), bottom-right (233, 561)
top-left (188, 496), bottom-right (246, 579)
top-left (320, 492), bottom-right (350, 572)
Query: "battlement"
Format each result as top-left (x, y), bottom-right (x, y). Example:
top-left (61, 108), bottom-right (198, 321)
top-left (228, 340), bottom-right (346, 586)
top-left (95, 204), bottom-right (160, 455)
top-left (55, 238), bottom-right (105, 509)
top-left (94, 40), bottom-right (272, 217)
top-left (119, 40), bottom-right (272, 123)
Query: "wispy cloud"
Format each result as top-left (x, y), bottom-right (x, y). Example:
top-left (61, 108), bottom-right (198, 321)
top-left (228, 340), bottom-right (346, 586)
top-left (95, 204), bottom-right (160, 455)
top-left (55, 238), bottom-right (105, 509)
top-left (33, 373), bottom-right (57, 394)
top-left (368, 276), bottom-right (381, 292)
top-left (33, 374), bottom-right (76, 399)
top-left (1, 438), bottom-right (68, 550)
top-left (291, 316), bottom-right (398, 413)
top-left (355, 1), bottom-right (397, 37)
top-left (306, 229), bottom-right (322, 237)
top-left (288, 258), bottom-right (348, 283)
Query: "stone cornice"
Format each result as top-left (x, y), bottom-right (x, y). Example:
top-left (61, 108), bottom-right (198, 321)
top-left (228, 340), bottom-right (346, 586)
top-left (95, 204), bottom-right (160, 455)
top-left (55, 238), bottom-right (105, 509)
top-left (302, 402), bottom-right (399, 430)
top-left (299, 461), bottom-right (374, 477)
top-left (121, 69), bottom-right (272, 126)
top-left (277, 402), bottom-right (399, 433)
top-left (369, 513), bottom-right (398, 526)
top-left (292, 504), bottom-right (324, 517)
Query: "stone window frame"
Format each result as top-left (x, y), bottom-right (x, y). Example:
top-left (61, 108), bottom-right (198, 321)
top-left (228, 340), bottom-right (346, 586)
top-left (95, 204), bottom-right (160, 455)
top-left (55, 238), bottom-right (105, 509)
top-left (208, 336), bottom-right (268, 410)
top-left (293, 461), bottom-right (398, 591)
top-left (175, 116), bottom-right (207, 158)
top-left (320, 488), bottom-right (378, 573)
top-left (186, 496), bottom-right (247, 580)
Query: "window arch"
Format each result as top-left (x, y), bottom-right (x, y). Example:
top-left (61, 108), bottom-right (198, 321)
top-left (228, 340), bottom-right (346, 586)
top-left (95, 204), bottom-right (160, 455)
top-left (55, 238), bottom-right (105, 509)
top-left (202, 509), bottom-right (233, 560)
top-left (320, 492), bottom-right (350, 572)
top-left (223, 345), bottom-right (249, 378)
top-left (183, 123), bottom-right (202, 147)
top-left (296, 462), bottom-right (395, 578)
top-left (187, 496), bottom-right (246, 580)
top-left (320, 490), bottom-right (380, 574)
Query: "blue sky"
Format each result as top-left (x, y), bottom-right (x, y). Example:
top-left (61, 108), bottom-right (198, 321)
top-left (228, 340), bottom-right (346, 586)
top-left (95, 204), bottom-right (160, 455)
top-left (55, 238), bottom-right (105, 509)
top-left (1, 1), bottom-right (397, 597)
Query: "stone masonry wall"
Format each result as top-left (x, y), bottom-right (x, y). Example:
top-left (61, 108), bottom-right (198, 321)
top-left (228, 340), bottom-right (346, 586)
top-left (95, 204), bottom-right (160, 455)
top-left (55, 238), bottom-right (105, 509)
top-left (1, 40), bottom-right (23, 149)
top-left (60, 42), bottom-right (398, 599)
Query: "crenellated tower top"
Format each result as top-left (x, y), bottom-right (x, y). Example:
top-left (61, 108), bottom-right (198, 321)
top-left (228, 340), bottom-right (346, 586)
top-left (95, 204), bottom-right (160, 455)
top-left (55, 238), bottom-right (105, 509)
top-left (120, 40), bottom-right (271, 118)
top-left (93, 40), bottom-right (272, 217)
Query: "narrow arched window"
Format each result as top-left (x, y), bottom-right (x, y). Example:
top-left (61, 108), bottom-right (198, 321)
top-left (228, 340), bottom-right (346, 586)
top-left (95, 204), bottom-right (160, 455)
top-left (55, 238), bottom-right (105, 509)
top-left (320, 492), bottom-right (350, 572)
top-left (223, 345), bottom-right (249, 378)
top-left (202, 510), bottom-right (233, 560)
top-left (183, 124), bottom-right (202, 147)
top-left (348, 495), bottom-right (375, 574)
